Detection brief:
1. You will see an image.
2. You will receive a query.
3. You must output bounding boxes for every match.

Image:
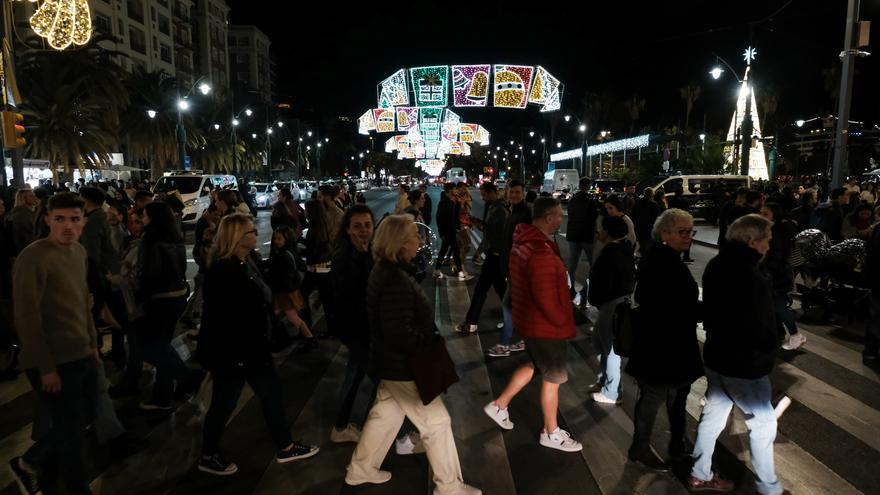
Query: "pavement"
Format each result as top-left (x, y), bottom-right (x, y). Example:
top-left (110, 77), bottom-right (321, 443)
top-left (0, 187), bottom-right (876, 494)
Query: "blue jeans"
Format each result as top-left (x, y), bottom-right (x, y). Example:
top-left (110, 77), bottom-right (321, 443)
top-left (691, 368), bottom-right (783, 495)
top-left (500, 282), bottom-right (517, 346)
top-left (567, 241), bottom-right (593, 298)
top-left (773, 294), bottom-right (798, 337)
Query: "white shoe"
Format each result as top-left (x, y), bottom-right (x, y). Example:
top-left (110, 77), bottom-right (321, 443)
top-left (539, 427), bottom-right (583, 452)
top-left (345, 468), bottom-right (392, 486)
top-left (483, 402), bottom-right (514, 430)
top-left (433, 270), bottom-right (445, 279)
top-left (395, 433), bottom-right (423, 455)
top-left (591, 392), bottom-right (622, 405)
top-left (774, 395), bottom-right (792, 419)
top-left (433, 483), bottom-right (483, 495)
top-left (330, 423), bottom-right (361, 443)
top-left (782, 332), bottom-right (806, 350)
top-left (496, 322), bottom-right (504, 329)
top-left (458, 271), bottom-right (474, 281)
top-left (455, 323), bottom-right (478, 334)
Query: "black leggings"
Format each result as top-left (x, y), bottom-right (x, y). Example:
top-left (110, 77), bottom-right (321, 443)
top-left (434, 233), bottom-right (461, 270)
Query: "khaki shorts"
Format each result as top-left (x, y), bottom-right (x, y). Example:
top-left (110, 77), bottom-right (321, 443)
top-left (524, 338), bottom-right (569, 384)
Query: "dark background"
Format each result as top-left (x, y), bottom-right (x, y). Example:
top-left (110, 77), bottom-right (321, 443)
top-left (227, 0), bottom-right (880, 165)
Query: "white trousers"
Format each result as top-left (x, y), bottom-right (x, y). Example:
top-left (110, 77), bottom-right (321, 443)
top-left (347, 379), bottom-right (466, 494)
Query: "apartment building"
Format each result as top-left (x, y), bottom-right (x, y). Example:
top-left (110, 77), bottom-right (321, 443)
top-left (228, 25), bottom-right (272, 103)
top-left (191, 0), bottom-right (231, 96)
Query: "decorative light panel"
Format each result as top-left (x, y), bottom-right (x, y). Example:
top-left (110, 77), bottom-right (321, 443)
top-left (493, 65), bottom-right (534, 109)
top-left (459, 124), bottom-right (477, 143)
top-left (395, 107), bottom-right (417, 131)
top-left (377, 69), bottom-right (409, 108)
top-left (442, 108), bottom-right (461, 124)
top-left (451, 64), bottom-right (490, 107)
top-left (410, 66), bottom-right (449, 107)
top-left (373, 108), bottom-right (396, 133)
top-left (530, 66), bottom-right (563, 112)
top-left (358, 109), bottom-right (376, 135)
top-left (585, 134), bottom-right (650, 157)
top-left (30, 0), bottom-right (92, 50)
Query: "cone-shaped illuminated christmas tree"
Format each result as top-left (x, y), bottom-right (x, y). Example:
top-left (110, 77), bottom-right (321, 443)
top-left (725, 48), bottom-right (768, 180)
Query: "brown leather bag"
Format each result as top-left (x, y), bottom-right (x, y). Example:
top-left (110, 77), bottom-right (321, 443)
top-left (408, 334), bottom-right (459, 405)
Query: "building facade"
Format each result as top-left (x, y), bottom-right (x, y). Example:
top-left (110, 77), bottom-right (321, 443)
top-left (228, 25), bottom-right (272, 103)
top-left (191, 0), bottom-right (231, 96)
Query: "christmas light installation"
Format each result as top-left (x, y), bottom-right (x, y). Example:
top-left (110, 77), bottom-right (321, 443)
top-left (419, 107), bottom-right (444, 142)
top-left (585, 134), bottom-right (650, 157)
top-left (451, 64), bottom-right (490, 107)
top-left (384, 136), bottom-right (397, 153)
top-left (442, 108), bottom-right (461, 125)
top-left (550, 148), bottom-right (583, 162)
top-left (493, 65), bottom-right (534, 109)
top-left (358, 109), bottom-right (376, 135)
top-left (529, 66), bottom-right (563, 112)
top-left (724, 47), bottom-right (768, 180)
top-left (441, 122), bottom-right (459, 142)
top-left (395, 107), bottom-right (417, 131)
top-left (29, 0), bottom-right (92, 50)
top-left (373, 108), bottom-right (396, 133)
top-left (476, 125), bottom-right (490, 146)
top-left (377, 69), bottom-right (409, 108)
top-left (410, 66), bottom-right (449, 107)
top-left (460, 124), bottom-right (477, 143)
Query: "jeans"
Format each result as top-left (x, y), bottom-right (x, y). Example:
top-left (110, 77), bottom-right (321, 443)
top-left (691, 368), bottom-right (783, 495)
top-left (566, 241), bottom-right (593, 298)
top-left (93, 362), bottom-right (126, 444)
top-left (500, 282), bottom-right (518, 346)
top-left (435, 233), bottom-right (461, 271)
top-left (134, 296), bottom-right (190, 405)
top-left (202, 364), bottom-right (291, 455)
top-left (865, 292), bottom-right (880, 357)
top-left (464, 253), bottom-right (507, 325)
top-left (24, 357), bottom-right (98, 495)
top-left (773, 293), bottom-right (798, 338)
top-left (630, 383), bottom-right (690, 456)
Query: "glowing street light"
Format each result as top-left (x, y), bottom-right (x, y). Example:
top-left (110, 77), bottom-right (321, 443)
top-left (699, 133), bottom-right (706, 141)
top-left (146, 109), bottom-right (157, 119)
top-left (244, 108), bottom-right (253, 116)
top-left (564, 115), bottom-right (571, 122)
top-left (529, 131), bottom-right (535, 137)
top-left (556, 142), bottom-right (562, 148)
top-left (509, 140), bottom-right (514, 145)
top-left (600, 130), bottom-right (609, 138)
top-left (578, 124), bottom-right (586, 132)
top-left (213, 123), bottom-right (220, 130)
top-left (177, 99), bottom-right (189, 111)
top-left (324, 137), bottom-right (329, 143)
top-left (709, 67), bottom-right (723, 80)
top-left (251, 133), bottom-right (257, 139)
top-left (358, 152), bottom-right (364, 158)
top-left (198, 82), bottom-right (212, 95)
top-left (795, 119), bottom-right (805, 127)
top-left (267, 128), bottom-right (273, 134)
top-left (277, 121), bottom-right (284, 127)
top-left (232, 118), bottom-right (240, 126)
top-left (307, 131), bottom-right (313, 137)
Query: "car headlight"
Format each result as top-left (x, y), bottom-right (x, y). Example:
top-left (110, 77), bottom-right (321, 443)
top-left (184, 198), bottom-right (198, 207)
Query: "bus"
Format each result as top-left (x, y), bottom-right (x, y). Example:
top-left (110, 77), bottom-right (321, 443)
top-left (445, 167), bottom-right (467, 185)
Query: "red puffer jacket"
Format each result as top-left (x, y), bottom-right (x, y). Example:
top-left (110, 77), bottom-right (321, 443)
top-left (509, 223), bottom-right (575, 340)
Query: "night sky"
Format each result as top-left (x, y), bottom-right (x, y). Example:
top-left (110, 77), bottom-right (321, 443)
top-left (227, 0), bottom-right (880, 159)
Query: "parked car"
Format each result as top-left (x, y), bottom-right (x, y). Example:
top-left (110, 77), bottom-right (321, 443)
top-left (153, 171), bottom-right (238, 224)
top-left (494, 179), bottom-right (508, 190)
top-left (637, 174), bottom-right (751, 223)
top-left (252, 182), bottom-right (281, 208)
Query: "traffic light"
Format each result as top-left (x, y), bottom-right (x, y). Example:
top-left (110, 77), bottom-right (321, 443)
top-left (1, 111), bottom-right (25, 149)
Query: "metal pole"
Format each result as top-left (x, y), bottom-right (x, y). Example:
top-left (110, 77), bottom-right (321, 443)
top-left (831, 0), bottom-right (860, 189)
top-left (176, 90), bottom-right (186, 170)
top-left (230, 95), bottom-right (237, 172)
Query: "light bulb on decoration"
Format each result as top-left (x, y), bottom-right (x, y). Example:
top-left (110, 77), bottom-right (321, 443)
top-left (739, 84), bottom-right (750, 99)
top-left (30, 0), bottom-right (92, 51)
top-left (244, 108), bottom-right (253, 116)
top-left (198, 82), bottom-right (212, 95)
top-left (146, 109), bottom-right (157, 119)
top-left (177, 99), bottom-right (189, 111)
top-left (232, 118), bottom-right (239, 126)
top-left (709, 67), bottom-right (723, 80)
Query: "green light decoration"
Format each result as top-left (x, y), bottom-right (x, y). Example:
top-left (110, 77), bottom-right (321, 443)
top-left (410, 66), bottom-right (449, 108)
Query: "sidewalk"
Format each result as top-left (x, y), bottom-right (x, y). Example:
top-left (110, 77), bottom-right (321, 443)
top-left (693, 221), bottom-right (719, 248)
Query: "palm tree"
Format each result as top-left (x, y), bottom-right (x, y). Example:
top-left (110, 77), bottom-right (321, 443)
top-left (680, 82), bottom-right (702, 132)
top-left (623, 94), bottom-right (646, 136)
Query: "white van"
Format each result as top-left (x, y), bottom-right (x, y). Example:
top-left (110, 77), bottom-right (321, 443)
top-left (153, 171), bottom-right (238, 224)
top-left (542, 168), bottom-right (579, 201)
top-left (637, 174), bottom-right (751, 223)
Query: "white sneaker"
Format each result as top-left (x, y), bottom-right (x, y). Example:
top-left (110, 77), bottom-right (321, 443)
top-left (496, 322), bottom-right (504, 329)
top-left (458, 271), bottom-right (474, 281)
top-left (483, 402), bottom-right (514, 430)
top-left (782, 332), bottom-right (806, 350)
top-left (455, 323), bottom-right (478, 334)
top-left (433, 270), bottom-right (445, 279)
top-left (539, 427), bottom-right (583, 452)
top-left (345, 468), bottom-right (392, 486)
top-left (774, 395), bottom-right (792, 419)
top-left (591, 392), bottom-right (622, 405)
top-left (330, 423), bottom-right (361, 443)
top-left (433, 483), bottom-right (483, 495)
top-left (395, 433), bottom-right (423, 455)
top-left (508, 340), bottom-right (525, 353)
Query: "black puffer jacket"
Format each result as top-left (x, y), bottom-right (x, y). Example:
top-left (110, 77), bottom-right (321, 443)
top-left (763, 218), bottom-right (798, 296)
top-left (631, 197), bottom-right (660, 242)
top-left (435, 193), bottom-right (460, 237)
top-left (587, 240), bottom-right (635, 307)
top-left (626, 243), bottom-right (703, 387)
top-left (136, 236), bottom-right (186, 301)
top-left (197, 257), bottom-right (273, 378)
top-left (702, 243), bottom-right (778, 379)
top-left (367, 259), bottom-right (436, 380)
top-left (332, 237), bottom-right (373, 364)
top-left (566, 191), bottom-right (599, 243)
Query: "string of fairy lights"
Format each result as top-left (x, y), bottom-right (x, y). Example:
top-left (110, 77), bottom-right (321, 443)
top-left (14, 0), bottom-right (92, 51)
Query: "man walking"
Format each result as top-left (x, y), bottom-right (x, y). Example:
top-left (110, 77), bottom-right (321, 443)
top-left (689, 214), bottom-right (789, 495)
top-left (492, 180), bottom-right (531, 356)
top-left (483, 198), bottom-right (582, 452)
top-left (455, 182), bottom-right (509, 335)
top-left (418, 183), bottom-right (432, 227)
top-left (10, 192), bottom-right (100, 495)
top-left (565, 178), bottom-right (599, 306)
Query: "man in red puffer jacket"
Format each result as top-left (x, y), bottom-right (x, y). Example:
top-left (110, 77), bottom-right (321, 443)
top-left (482, 197), bottom-right (582, 453)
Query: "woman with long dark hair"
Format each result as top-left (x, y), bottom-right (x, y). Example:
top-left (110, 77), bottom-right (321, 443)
top-left (133, 201), bottom-right (204, 410)
top-left (197, 213), bottom-right (319, 475)
top-left (268, 226), bottom-right (314, 344)
top-left (299, 200), bottom-right (335, 341)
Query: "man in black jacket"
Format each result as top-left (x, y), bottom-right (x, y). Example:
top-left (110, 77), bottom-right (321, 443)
top-left (630, 187), bottom-right (660, 257)
top-left (565, 178), bottom-right (599, 305)
top-left (418, 183), bottom-right (432, 227)
top-left (810, 187), bottom-right (849, 241)
top-left (689, 214), bottom-right (787, 495)
top-left (433, 183), bottom-right (465, 279)
top-left (456, 182), bottom-right (509, 334)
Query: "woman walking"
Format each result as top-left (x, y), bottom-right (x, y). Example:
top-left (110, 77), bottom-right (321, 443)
top-left (197, 213), bottom-right (319, 475)
top-left (267, 226), bottom-right (315, 345)
top-left (760, 202), bottom-right (806, 350)
top-left (626, 208), bottom-right (703, 470)
top-left (300, 200), bottom-right (335, 339)
top-left (345, 214), bottom-right (480, 495)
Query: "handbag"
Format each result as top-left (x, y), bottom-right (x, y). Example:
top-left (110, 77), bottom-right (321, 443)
top-left (612, 298), bottom-right (636, 358)
top-left (408, 334), bottom-right (459, 405)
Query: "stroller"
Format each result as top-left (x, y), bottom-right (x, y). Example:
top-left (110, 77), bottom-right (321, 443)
top-left (795, 252), bottom-right (870, 323)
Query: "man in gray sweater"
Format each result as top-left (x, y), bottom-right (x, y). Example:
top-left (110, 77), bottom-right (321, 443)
top-left (9, 192), bottom-right (99, 495)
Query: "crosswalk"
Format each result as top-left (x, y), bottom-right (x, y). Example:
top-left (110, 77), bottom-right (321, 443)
top-left (0, 266), bottom-right (878, 494)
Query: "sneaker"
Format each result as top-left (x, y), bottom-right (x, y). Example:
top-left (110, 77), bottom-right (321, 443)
top-left (345, 468), bottom-right (392, 486)
top-left (455, 323), bottom-right (478, 334)
top-left (138, 401), bottom-right (173, 411)
top-left (198, 454), bottom-right (238, 476)
top-left (276, 441), bottom-right (320, 463)
top-left (496, 322), bottom-right (504, 329)
top-left (591, 392), bottom-right (622, 405)
top-left (483, 402), bottom-right (514, 430)
top-left (687, 474), bottom-right (734, 492)
top-left (508, 340), bottom-right (525, 352)
top-left (330, 424), bottom-right (361, 444)
top-left (539, 427), bottom-right (582, 452)
top-left (9, 457), bottom-right (41, 495)
top-left (458, 271), bottom-right (474, 281)
top-left (774, 395), bottom-right (792, 419)
top-left (435, 484), bottom-right (482, 495)
top-left (395, 433), bottom-right (418, 455)
top-left (433, 270), bottom-right (445, 279)
top-left (486, 344), bottom-right (510, 357)
top-left (781, 332), bottom-right (806, 351)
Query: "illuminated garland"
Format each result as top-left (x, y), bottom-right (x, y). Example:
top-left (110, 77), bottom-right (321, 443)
top-left (30, 0), bottom-right (92, 50)
top-left (585, 134), bottom-right (650, 157)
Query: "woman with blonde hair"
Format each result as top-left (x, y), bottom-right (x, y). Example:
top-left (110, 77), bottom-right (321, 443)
top-left (345, 214), bottom-right (480, 494)
top-left (196, 213), bottom-right (318, 475)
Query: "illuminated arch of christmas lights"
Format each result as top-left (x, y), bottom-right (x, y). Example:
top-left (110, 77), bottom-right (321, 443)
top-left (28, 0), bottom-right (92, 51)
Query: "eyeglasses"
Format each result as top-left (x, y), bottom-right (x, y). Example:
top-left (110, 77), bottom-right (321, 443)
top-left (676, 229), bottom-right (696, 237)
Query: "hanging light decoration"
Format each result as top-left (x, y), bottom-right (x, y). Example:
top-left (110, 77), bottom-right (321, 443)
top-left (29, 0), bottom-right (92, 51)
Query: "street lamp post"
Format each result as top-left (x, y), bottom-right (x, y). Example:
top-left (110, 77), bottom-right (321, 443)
top-left (711, 45), bottom-right (756, 177)
top-left (176, 77), bottom-right (212, 170)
